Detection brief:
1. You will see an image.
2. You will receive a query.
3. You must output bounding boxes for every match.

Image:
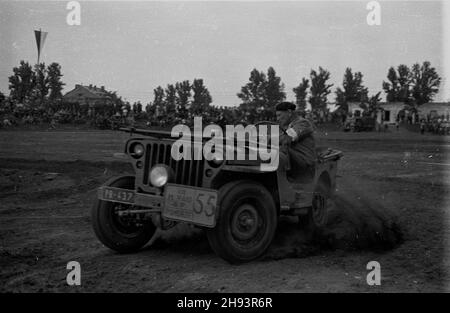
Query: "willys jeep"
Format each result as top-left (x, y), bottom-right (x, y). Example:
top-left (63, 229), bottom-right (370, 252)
top-left (92, 125), bottom-right (343, 263)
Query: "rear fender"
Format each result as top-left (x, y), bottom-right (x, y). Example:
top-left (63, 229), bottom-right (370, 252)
top-left (315, 163), bottom-right (337, 197)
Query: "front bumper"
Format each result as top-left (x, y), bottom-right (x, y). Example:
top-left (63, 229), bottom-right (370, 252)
top-left (98, 186), bottom-right (163, 211)
top-left (97, 184), bottom-right (218, 228)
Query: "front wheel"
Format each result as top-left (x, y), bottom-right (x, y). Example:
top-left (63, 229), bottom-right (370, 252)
top-left (206, 181), bottom-right (277, 263)
top-left (91, 176), bottom-right (157, 253)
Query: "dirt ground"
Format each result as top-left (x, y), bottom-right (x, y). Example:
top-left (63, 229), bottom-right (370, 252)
top-left (0, 126), bottom-right (449, 292)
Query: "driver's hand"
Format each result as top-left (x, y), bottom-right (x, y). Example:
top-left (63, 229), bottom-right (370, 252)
top-left (280, 133), bottom-right (291, 153)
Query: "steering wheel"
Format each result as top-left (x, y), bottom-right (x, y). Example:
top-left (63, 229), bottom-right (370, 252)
top-left (254, 120), bottom-right (278, 126)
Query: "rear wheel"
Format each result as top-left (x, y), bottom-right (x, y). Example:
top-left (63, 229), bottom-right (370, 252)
top-left (308, 180), bottom-right (329, 230)
top-left (206, 181), bottom-right (277, 263)
top-left (298, 180), bottom-right (329, 232)
top-left (91, 176), bottom-right (157, 253)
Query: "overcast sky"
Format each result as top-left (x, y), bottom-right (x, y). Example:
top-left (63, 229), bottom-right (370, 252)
top-left (0, 0), bottom-right (445, 106)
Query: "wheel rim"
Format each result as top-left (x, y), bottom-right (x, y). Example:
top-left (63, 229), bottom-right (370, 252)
top-left (231, 203), bottom-right (260, 241)
top-left (312, 193), bottom-right (327, 226)
top-left (110, 203), bottom-right (144, 237)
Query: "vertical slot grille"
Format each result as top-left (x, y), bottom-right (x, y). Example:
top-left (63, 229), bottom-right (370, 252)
top-left (142, 141), bottom-right (204, 187)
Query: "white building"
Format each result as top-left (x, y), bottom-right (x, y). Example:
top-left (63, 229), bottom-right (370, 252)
top-left (347, 101), bottom-right (450, 124)
top-left (416, 102), bottom-right (450, 120)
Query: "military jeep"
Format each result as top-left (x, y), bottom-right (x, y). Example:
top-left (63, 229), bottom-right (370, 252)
top-left (92, 126), bottom-right (343, 263)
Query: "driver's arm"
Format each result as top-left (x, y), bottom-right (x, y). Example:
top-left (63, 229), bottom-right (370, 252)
top-left (285, 118), bottom-right (314, 142)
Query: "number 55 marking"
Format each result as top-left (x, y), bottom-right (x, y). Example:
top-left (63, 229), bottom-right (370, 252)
top-left (194, 193), bottom-right (216, 216)
top-left (204, 195), bottom-right (216, 217)
top-left (194, 193), bottom-right (205, 214)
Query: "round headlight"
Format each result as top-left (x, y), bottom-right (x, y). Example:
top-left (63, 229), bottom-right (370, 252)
top-left (149, 165), bottom-right (169, 187)
top-left (212, 155), bottom-right (223, 165)
top-left (130, 143), bottom-right (144, 158)
top-left (207, 153), bottom-right (224, 168)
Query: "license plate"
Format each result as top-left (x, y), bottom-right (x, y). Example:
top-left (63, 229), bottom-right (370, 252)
top-left (98, 187), bottom-right (135, 204)
top-left (163, 184), bottom-right (218, 228)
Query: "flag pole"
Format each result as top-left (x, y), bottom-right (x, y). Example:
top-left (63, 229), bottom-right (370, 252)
top-left (35, 28), bottom-right (47, 65)
top-left (37, 28), bottom-right (41, 64)
top-left (38, 28), bottom-right (41, 64)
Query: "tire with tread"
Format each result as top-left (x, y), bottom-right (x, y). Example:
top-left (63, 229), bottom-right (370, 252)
top-left (206, 180), bottom-right (277, 263)
top-left (92, 176), bottom-right (156, 253)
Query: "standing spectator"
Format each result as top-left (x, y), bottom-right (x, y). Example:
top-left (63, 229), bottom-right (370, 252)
top-left (437, 117), bottom-right (444, 135)
top-left (420, 119), bottom-right (426, 135)
top-left (2, 117), bottom-right (12, 127)
top-left (443, 119), bottom-right (449, 135)
top-left (50, 117), bottom-right (57, 129)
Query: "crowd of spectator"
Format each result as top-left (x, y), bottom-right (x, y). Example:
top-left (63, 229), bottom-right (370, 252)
top-left (1, 94), bottom-right (336, 131)
top-left (5, 97), bottom-right (448, 137)
top-left (0, 99), bottom-right (107, 129)
top-left (420, 115), bottom-right (450, 135)
top-left (0, 99), bottom-right (280, 130)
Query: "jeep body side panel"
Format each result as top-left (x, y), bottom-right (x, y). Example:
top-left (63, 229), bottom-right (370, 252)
top-left (277, 150), bottom-right (342, 211)
top-left (276, 168), bottom-right (315, 211)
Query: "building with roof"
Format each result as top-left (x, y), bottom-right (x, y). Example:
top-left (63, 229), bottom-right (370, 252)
top-left (416, 102), bottom-right (450, 121)
top-left (348, 101), bottom-right (450, 124)
top-left (63, 84), bottom-right (113, 107)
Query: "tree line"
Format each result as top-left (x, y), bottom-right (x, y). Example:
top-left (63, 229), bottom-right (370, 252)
top-left (0, 59), bottom-right (442, 128)
top-left (333, 62), bottom-right (441, 115)
top-left (7, 61), bottom-right (64, 105)
top-left (225, 61), bottom-right (441, 125)
top-left (146, 79), bottom-right (212, 121)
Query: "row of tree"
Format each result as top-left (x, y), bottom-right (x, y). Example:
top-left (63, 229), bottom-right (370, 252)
top-left (7, 61), bottom-right (65, 105)
top-left (1, 59), bottom-right (442, 128)
top-left (297, 61), bottom-right (440, 114)
top-left (147, 79), bottom-right (212, 119)
top-left (230, 61), bottom-right (441, 124)
top-left (237, 67), bottom-right (286, 122)
top-left (382, 62), bottom-right (441, 105)
top-left (137, 61), bottom-right (442, 126)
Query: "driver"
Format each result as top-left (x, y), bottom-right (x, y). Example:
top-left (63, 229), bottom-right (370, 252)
top-left (275, 101), bottom-right (316, 177)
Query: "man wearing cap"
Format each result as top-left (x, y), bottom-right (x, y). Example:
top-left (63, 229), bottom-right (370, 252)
top-left (275, 101), bottom-right (316, 179)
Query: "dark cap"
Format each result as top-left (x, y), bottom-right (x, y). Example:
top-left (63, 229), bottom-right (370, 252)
top-left (275, 101), bottom-right (296, 111)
